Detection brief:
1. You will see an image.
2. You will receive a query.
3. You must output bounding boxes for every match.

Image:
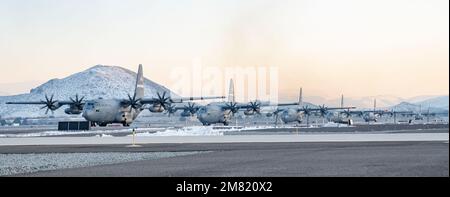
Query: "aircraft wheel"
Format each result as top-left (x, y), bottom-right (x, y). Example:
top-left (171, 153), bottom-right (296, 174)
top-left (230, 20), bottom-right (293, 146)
top-left (99, 123), bottom-right (107, 127)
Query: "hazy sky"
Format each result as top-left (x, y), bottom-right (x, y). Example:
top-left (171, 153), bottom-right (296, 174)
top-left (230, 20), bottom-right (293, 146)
top-left (0, 0), bottom-right (448, 98)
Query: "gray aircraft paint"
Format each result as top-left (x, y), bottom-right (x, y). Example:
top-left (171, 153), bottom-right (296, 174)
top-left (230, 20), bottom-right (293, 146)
top-left (195, 80), bottom-right (299, 126)
top-left (197, 104), bottom-right (233, 125)
top-left (6, 64), bottom-right (224, 126)
top-left (280, 108), bottom-right (303, 123)
top-left (82, 99), bottom-right (141, 125)
top-left (275, 89), bottom-right (355, 124)
top-left (80, 64), bottom-right (145, 126)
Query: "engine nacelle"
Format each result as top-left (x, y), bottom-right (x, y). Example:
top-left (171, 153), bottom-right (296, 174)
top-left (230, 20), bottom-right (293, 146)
top-left (49, 103), bottom-right (63, 111)
top-left (64, 107), bottom-right (82, 115)
top-left (244, 109), bottom-right (255, 116)
top-left (180, 110), bottom-right (193, 117)
top-left (148, 104), bottom-right (165, 113)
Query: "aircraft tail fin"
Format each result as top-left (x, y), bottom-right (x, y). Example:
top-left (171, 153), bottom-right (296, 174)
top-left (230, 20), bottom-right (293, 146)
top-left (341, 94), bottom-right (344, 108)
top-left (298, 87), bottom-right (303, 107)
top-left (135, 64), bottom-right (144, 99)
top-left (228, 79), bottom-right (235, 102)
top-left (373, 98), bottom-right (376, 111)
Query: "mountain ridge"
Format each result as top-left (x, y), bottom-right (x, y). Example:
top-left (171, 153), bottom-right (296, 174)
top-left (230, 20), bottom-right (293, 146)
top-left (0, 65), bottom-right (177, 118)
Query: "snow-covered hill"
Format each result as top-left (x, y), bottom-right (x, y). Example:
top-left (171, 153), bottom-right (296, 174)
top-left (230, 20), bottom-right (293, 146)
top-left (326, 95), bottom-right (405, 108)
top-left (413, 96), bottom-right (448, 110)
top-left (385, 96), bottom-right (448, 113)
top-left (387, 101), bottom-right (448, 114)
top-left (321, 95), bottom-right (448, 110)
top-left (0, 65), bottom-right (177, 118)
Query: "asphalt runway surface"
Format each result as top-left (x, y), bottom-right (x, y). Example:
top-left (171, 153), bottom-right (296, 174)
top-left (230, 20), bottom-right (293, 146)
top-left (0, 125), bottom-right (447, 177)
top-left (4, 141), bottom-right (448, 177)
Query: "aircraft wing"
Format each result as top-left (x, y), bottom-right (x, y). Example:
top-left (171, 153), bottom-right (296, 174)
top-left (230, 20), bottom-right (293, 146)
top-left (170, 96), bottom-right (225, 103)
top-left (421, 112), bottom-right (448, 116)
top-left (6, 97), bottom-right (85, 114)
top-left (273, 102), bottom-right (300, 107)
top-left (6, 94), bottom-right (86, 107)
top-left (300, 106), bottom-right (356, 112)
top-left (6, 101), bottom-right (47, 105)
top-left (237, 102), bottom-right (300, 109)
top-left (172, 104), bottom-right (202, 111)
top-left (322, 106), bottom-right (356, 110)
top-left (390, 111), bottom-right (414, 114)
top-left (6, 100), bottom-right (82, 106)
top-left (140, 96), bottom-right (225, 104)
top-left (227, 102), bottom-right (300, 112)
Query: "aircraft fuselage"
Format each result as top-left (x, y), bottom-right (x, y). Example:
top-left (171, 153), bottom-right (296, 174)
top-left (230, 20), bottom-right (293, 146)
top-left (280, 109), bottom-right (303, 123)
top-left (362, 112), bottom-right (378, 122)
top-left (196, 104), bottom-right (233, 125)
top-left (82, 99), bottom-right (141, 126)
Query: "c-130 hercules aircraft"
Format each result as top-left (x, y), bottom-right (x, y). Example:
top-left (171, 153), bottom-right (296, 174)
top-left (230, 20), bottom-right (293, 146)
top-left (168, 79), bottom-right (300, 126)
top-left (6, 64), bottom-right (224, 126)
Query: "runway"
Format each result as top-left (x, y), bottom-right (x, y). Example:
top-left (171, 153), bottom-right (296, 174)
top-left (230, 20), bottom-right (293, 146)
top-left (4, 141), bottom-right (448, 177)
top-left (0, 126), bottom-right (448, 177)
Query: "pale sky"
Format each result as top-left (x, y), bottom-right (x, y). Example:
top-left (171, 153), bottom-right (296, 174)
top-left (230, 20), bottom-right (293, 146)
top-left (0, 0), bottom-right (448, 98)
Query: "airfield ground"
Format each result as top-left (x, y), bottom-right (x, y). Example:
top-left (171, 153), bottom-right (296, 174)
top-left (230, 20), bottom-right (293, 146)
top-left (0, 123), bottom-right (448, 177)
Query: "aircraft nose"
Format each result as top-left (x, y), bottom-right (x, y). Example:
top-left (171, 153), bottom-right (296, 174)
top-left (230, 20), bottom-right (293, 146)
top-left (82, 109), bottom-right (92, 120)
top-left (198, 112), bottom-right (207, 120)
top-left (282, 113), bottom-right (292, 121)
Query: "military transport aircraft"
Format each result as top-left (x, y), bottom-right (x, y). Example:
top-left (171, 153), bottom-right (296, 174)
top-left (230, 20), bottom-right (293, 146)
top-left (170, 79), bottom-right (299, 126)
top-left (340, 99), bottom-right (413, 123)
top-left (268, 90), bottom-right (356, 126)
top-left (6, 64), bottom-right (224, 126)
top-left (396, 105), bottom-right (448, 122)
top-left (340, 98), bottom-right (392, 122)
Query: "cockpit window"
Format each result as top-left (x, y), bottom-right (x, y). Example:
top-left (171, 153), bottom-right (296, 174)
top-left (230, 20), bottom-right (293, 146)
top-left (86, 102), bottom-right (95, 109)
top-left (198, 107), bottom-right (206, 113)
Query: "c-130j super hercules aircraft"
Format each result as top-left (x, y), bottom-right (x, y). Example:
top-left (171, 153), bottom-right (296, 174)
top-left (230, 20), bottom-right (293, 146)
top-left (6, 64), bottom-right (224, 127)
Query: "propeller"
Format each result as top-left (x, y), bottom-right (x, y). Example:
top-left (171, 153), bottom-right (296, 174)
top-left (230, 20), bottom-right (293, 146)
top-left (224, 102), bottom-right (239, 114)
top-left (318, 104), bottom-right (328, 117)
top-left (248, 101), bottom-right (261, 115)
top-left (155, 92), bottom-right (171, 110)
top-left (165, 103), bottom-right (178, 117)
top-left (357, 111), bottom-right (365, 118)
top-left (123, 92), bottom-right (142, 112)
top-left (69, 94), bottom-right (85, 110)
top-left (185, 102), bottom-right (199, 115)
top-left (342, 109), bottom-right (352, 118)
top-left (301, 106), bottom-right (312, 126)
top-left (301, 106), bottom-right (312, 116)
top-left (40, 94), bottom-right (59, 114)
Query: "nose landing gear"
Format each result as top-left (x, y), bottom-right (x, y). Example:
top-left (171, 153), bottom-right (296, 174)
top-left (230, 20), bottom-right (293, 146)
top-left (122, 118), bottom-right (130, 127)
